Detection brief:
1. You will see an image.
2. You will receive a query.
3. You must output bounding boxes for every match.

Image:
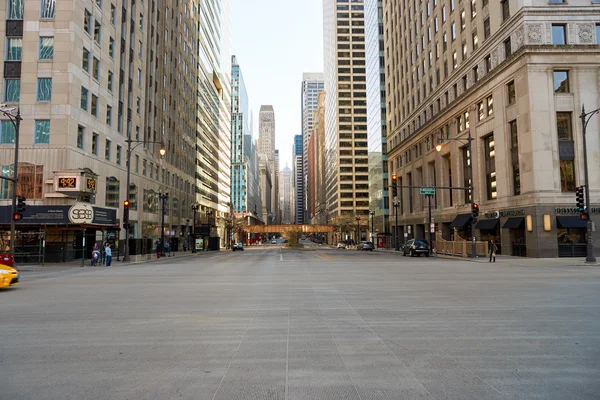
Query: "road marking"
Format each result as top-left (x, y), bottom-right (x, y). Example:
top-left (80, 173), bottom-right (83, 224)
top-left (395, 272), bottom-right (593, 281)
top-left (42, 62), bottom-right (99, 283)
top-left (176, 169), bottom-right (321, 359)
top-left (280, 254), bottom-right (283, 261)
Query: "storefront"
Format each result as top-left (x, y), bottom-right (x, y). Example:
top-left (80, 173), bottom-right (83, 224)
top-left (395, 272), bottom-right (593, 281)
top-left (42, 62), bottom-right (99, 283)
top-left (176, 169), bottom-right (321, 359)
top-left (502, 217), bottom-right (526, 257)
top-left (556, 216), bottom-right (587, 258)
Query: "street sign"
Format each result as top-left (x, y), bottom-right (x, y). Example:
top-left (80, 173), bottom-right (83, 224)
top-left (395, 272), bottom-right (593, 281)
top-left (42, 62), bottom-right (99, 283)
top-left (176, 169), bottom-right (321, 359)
top-left (430, 223), bottom-right (435, 233)
top-left (420, 187), bottom-right (435, 195)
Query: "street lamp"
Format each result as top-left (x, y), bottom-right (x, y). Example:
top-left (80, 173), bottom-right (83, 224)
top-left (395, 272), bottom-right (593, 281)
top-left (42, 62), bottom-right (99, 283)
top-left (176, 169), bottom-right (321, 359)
top-left (122, 139), bottom-right (165, 261)
top-left (369, 210), bottom-right (375, 243)
top-left (393, 200), bottom-right (400, 251)
top-left (159, 192), bottom-right (168, 257)
top-left (580, 105), bottom-right (598, 263)
top-left (0, 106), bottom-right (21, 259)
top-left (436, 129), bottom-right (477, 258)
top-left (191, 202), bottom-right (200, 253)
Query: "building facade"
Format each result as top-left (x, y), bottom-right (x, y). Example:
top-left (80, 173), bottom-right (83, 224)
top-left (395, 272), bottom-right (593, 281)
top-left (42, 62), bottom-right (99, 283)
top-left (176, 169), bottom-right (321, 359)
top-left (300, 72), bottom-right (325, 223)
top-left (323, 0), bottom-right (370, 220)
top-left (258, 105), bottom-right (279, 224)
top-left (365, 0), bottom-right (390, 245)
top-left (293, 134), bottom-right (303, 223)
top-left (308, 92), bottom-right (327, 225)
top-left (259, 156), bottom-right (273, 224)
top-left (384, 0), bottom-right (600, 258)
top-left (279, 166), bottom-right (293, 224)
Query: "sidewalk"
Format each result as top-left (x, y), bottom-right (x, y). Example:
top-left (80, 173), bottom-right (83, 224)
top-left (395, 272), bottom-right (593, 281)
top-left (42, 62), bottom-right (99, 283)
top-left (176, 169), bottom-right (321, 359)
top-left (15, 250), bottom-right (202, 271)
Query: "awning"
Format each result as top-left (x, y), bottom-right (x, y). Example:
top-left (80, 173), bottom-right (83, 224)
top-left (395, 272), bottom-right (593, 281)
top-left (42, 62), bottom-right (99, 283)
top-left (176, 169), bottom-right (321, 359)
top-left (503, 217), bottom-right (525, 229)
top-left (475, 219), bottom-right (499, 230)
top-left (449, 213), bottom-right (472, 229)
top-left (556, 216), bottom-right (587, 229)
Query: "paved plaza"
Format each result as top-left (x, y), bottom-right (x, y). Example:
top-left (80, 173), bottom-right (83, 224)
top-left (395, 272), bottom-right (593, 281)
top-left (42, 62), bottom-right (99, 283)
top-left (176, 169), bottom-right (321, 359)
top-left (1, 247), bottom-right (600, 399)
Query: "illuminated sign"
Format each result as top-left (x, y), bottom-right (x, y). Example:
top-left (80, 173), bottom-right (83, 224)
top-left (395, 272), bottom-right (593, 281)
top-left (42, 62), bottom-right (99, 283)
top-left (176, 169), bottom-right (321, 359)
top-left (86, 178), bottom-right (96, 192)
top-left (58, 177), bottom-right (77, 189)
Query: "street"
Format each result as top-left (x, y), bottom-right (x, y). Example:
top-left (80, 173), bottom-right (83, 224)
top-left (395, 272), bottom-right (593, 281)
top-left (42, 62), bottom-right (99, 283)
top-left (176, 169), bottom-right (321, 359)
top-left (1, 248), bottom-right (600, 400)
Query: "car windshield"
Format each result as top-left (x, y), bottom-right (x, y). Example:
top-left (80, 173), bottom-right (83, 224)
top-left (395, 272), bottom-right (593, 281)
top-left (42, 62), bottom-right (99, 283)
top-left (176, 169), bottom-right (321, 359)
top-left (415, 241), bottom-right (428, 246)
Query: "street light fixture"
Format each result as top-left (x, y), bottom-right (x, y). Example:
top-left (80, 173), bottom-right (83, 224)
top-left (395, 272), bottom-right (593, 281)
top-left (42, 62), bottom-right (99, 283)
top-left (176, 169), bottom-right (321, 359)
top-left (580, 105), bottom-right (598, 263)
top-left (0, 105), bottom-right (22, 259)
top-left (436, 129), bottom-right (477, 258)
top-left (191, 202), bottom-right (200, 253)
top-left (122, 139), bottom-right (165, 261)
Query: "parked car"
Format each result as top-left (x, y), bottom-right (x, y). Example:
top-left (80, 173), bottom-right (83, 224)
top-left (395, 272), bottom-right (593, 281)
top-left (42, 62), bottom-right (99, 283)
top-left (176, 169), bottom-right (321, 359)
top-left (271, 239), bottom-right (278, 244)
top-left (232, 243), bottom-right (244, 251)
top-left (336, 242), bottom-right (346, 249)
top-left (402, 239), bottom-right (430, 257)
top-left (358, 241), bottom-right (374, 251)
top-left (0, 253), bottom-right (14, 268)
top-left (0, 263), bottom-right (19, 289)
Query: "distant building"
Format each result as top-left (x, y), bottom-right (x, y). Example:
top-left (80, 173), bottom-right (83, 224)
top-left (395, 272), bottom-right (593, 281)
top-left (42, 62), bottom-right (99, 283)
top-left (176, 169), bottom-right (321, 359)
top-left (308, 93), bottom-right (327, 225)
top-left (293, 135), bottom-right (303, 223)
top-left (279, 167), bottom-right (293, 224)
top-left (258, 106), bottom-right (278, 224)
top-left (259, 157), bottom-right (273, 224)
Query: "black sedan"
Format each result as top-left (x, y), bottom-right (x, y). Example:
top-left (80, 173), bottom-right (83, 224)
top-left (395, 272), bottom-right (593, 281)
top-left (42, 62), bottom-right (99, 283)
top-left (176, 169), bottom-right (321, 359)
top-left (402, 239), bottom-right (430, 257)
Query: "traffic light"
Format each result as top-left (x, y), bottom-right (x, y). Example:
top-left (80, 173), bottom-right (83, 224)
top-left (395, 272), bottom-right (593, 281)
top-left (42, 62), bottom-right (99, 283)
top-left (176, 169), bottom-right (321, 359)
top-left (472, 203), bottom-right (480, 220)
top-left (580, 213), bottom-right (589, 221)
top-left (391, 174), bottom-right (398, 197)
top-left (14, 195), bottom-right (26, 220)
top-left (123, 200), bottom-right (130, 229)
top-left (575, 186), bottom-right (585, 212)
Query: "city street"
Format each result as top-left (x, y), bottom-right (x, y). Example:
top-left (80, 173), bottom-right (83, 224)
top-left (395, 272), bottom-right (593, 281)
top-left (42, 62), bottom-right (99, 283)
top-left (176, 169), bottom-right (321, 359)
top-left (2, 248), bottom-right (600, 400)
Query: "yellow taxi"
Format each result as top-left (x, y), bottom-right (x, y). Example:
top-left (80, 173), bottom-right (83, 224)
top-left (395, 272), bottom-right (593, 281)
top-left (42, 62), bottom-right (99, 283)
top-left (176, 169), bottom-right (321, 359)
top-left (0, 263), bottom-right (20, 289)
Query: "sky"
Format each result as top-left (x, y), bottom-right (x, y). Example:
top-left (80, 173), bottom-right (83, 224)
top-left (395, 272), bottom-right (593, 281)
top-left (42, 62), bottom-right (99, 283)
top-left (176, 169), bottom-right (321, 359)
top-left (231, 0), bottom-right (324, 170)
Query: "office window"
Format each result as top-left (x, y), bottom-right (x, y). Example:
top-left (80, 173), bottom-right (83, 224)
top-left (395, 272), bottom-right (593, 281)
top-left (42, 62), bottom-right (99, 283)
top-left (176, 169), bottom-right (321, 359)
top-left (485, 55), bottom-right (492, 73)
top-left (507, 80), bottom-right (516, 104)
top-left (143, 159), bottom-right (147, 175)
top-left (91, 94), bottom-right (98, 116)
top-left (92, 57), bottom-right (100, 80)
top-left (462, 42), bottom-right (467, 60)
top-left (472, 30), bottom-right (478, 50)
top-left (8, 0), bottom-right (24, 19)
top-left (105, 177), bottom-right (119, 207)
top-left (108, 70), bottom-right (113, 92)
top-left (77, 125), bottom-right (85, 149)
top-left (556, 112), bottom-right (572, 140)
top-left (451, 23), bottom-right (456, 40)
top-left (504, 38), bottom-right (512, 58)
top-left (80, 86), bottom-right (89, 110)
top-left (95, 0), bottom-right (102, 8)
top-left (4, 79), bottom-right (20, 102)
top-left (116, 145), bottom-right (122, 165)
top-left (138, 41), bottom-right (143, 58)
top-left (109, 37), bottom-right (115, 57)
top-left (137, 69), bottom-right (142, 85)
top-left (510, 120), bottom-right (520, 196)
top-left (139, 14), bottom-right (144, 31)
top-left (484, 18), bottom-right (490, 39)
top-left (41, 0), bottom-right (55, 18)
top-left (487, 95), bottom-right (494, 116)
top-left (453, 51), bottom-right (457, 69)
top-left (38, 37), bottom-right (54, 60)
top-left (34, 120), bottom-right (50, 144)
top-left (82, 47), bottom-right (90, 72)
top-left (92, 133), bottom-right (99, 155)
top-left (106, 105), bottom-right (112, 126)
top-left (135, 155), bottom-right (140, 173)
top-left (552, 25), bottom-right (566, 45)
top-left (484, 134), bottom-right (497, 200)
top-left (501, 0), bottom-right (510, 22)
top-left (478, 100), bottom-right (485, 120)
top-left (0, 121), bottom-right (16, 144)
top-left (84, 9), bottom-right (92, 34)
top-left (36, 78), bottom-right (52, 101)
top-left (105, 139), bottom-right (111, 160)
top-left (597, 24), bottom-right (600, 45)
top-left (94, 21), bottom-right (102, 43)
top-left (110, 4), bottom-right (116, 25)
top-left (553, 71), bottom-right (569, 93)
top-left (136, 97), bottom-right (141, 114)
top-left (560, 160), bottom-right (576, 192)
top-left (6, 38), bottom-right (22, 61)
top-left (473, 66), bottom-right (479, 82)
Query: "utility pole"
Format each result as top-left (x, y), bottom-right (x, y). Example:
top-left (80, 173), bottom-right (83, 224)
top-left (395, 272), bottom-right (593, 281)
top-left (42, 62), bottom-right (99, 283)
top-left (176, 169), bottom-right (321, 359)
top-left (580, 105), bottom-right (598, 263)
top-left (427, 194), bottom-right (433, 255)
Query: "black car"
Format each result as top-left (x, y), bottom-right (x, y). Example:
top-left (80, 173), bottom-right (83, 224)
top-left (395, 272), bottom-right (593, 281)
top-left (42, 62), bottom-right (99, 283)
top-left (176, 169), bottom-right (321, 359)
top-left (402, 239), bottom-right (430, 257)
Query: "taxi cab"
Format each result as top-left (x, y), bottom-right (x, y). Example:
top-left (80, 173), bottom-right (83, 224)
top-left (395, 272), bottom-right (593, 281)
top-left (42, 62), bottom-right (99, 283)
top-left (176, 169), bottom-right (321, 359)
top-left (0, 263), bottom-right (20, 289)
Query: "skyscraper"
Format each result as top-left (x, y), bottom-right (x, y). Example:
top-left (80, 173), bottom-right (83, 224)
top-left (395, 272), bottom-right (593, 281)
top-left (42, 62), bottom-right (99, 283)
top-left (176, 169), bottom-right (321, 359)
top-left (231, 56), bottom-right (261, 219)
top-left (300, 73), bottom-right (325, 223)
top-left (279, 167), bottom-right (293, 224)
top-left (293, 135), bottom-right (303, 223)
top-left (323, 0), bottom-right (369, 221)
top-left (366, 0), bottom-right (389, 243)
top-left (258, 105), bottom-right (277, 224)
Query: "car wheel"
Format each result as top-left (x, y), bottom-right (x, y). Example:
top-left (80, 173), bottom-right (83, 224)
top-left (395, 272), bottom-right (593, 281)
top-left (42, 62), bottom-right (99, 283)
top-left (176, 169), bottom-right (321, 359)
top-left (425, 253), bottom-right (429, 257)
top-left (417, 253), bottom-right (421, 257)
top-left (410, 250), bottom-right (415, 257)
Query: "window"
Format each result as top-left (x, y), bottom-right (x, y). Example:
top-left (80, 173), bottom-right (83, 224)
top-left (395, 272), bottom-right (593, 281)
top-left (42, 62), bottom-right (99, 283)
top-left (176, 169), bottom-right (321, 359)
top-left (77, 125), bottom-right (85, 149)
top-left (470, 0), bottom-right (476, 19)
top-left (95, 0), bottom-right (102, 8)
top-left (478, 100), bottom-right (485, 120)
top-left (41, 0), bottom-right (55, 18)
top-left (6, 38), bottom-right (22, 61)
top-left (116, 145), bottom-right (122, 165)
top-left (106, 105), bottom-right (112, 126)
top-left (105, 177), bottom-right (119, 207)
top-left (34, 120), bottom-right (50, 144)
top-left (8, 0), bottom-right (24, 19)
top-left (92, 133), bottom-right (99, 155)
top-left (507, 81), bottom-right (516, 104)
top-left (135, 156), bottom-right (140, 173)
top-left (138, 41), bottom-right (143, 58)
top-left (109, 37), bottom-right (115, 57)
top-left (556, 112), bottom-right (572, 140)
top-left (36, 78), bottom-right (52, 101)
top-left (105, 139), bottom-right (111, 160)
top-left (38, 37), bottom-right (54, 60)
top-left (504, 38), bottom-right (512, 58)
top-left (485, 55), bottom-right (492, 73)
top-left (473, 66), bottom-right (479, 82)
top-left (92, 58), bottom-right (100, 80)
top-left (84, 9), bottom-right (92, 34)
top-left (553, 71), bottom-right (569, 93)
top-left (560, 160), bottom-right (576, 192)
top-left (501, 0), bottom-right (510, 22)
top-left (510, 119), bottom-right (520, 196)
top-left (484, 18), bottom-right (490, 39)
top-left (472, 30), bottom-right (478, 50)
top-left (451, 23), bottom-right (456, 41)
top-left (453, 51), bottom-right (457, 69)
top-left (143, 160), bottom-right (147, 176)
top-left (597, 24), bottom-right (600, 45)
top-left (80, 86), bottom-right (89, 110)
top-left (487, 95), bottom-right (494, 116)
top-left (137, 69), bottom-right (142, 85)
top-left (136, 97), bottom-right (141, 114)
top-left (139, 14), bottom-right (144, 31)
top-left (91, 94), bottom-right (98, 116)
top-left (82, 47), bottom-right (90, 72)
top-left (484, 134), bottom-right (497, 200)
top-left (94, 21), bottom-right (102, 43)
top-left (552, 25), bottom-right (566, 45)
top-left (4, 79), bottom-right (20, 102)
top-left (108, 71), bottom-right (113, 92)
top-left (462, 42), bottom-right (467, 60)
top-left (0, 121), bottom-right (16, 144)
top-left (460, 10), bottom-right (466, 31)
top-left (110, 4), bottom-right (116, 25)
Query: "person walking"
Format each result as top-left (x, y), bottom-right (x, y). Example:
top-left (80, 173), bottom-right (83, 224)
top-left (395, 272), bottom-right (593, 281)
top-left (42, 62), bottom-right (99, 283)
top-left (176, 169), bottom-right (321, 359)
top-left (105, 243), bottom-right (113, 267)
top-left (489, 239), bottom-right (497, 263)
top-left (166, 240), bottom-right (172, 257)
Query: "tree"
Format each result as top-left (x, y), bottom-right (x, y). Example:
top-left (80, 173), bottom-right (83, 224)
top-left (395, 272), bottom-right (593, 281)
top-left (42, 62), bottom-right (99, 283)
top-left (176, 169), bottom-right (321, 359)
top-left (331, 215), bottom-right (355, 240)
top-left (283, 226), bottom-right (303, 247)
top-left (223, 217), bottom-right (248, 245)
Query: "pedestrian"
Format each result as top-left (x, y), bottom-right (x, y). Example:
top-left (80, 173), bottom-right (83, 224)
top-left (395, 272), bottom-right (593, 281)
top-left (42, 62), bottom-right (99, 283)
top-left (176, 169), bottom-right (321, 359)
top-left (105, 243), bottom-right (113, 267)
top-left (489, 239), bottom-right (497, 263)
top-left (183, 240), bottom-right (188, 252)
top-left (166, 240), bottom-right (172, 257)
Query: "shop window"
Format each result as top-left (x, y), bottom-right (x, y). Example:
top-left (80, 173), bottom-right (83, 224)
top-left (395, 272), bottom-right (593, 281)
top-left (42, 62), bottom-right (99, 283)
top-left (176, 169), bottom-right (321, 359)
top-left (556, 112), bottom-right (572, 140)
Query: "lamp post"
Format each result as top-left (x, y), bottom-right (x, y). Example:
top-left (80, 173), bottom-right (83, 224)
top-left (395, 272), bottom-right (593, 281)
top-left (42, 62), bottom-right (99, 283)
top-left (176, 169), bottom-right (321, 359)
top-left (123, 139), bottom-right (165, 261)
top-left (436, 129), bottom-right (476, 258)
top-left (369, 210), bottom-right (375, 243)
top-left (0, 106), bottom-right (21, 259)
top-left (580, 105), bottom-right (598, 263)
top-left (159, 192), bottom-right (168, 256)
top-left (191, 202), bottom-right (199, 253)
top-left (393, 201), bottom-right (400, 251)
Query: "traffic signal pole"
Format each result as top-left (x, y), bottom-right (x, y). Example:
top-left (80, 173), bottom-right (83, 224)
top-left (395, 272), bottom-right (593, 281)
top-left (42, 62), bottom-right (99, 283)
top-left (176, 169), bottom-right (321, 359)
top-left (8, 110), bottom-right (21, 259)
top-left (581, 105), bottom-right (598, 263)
